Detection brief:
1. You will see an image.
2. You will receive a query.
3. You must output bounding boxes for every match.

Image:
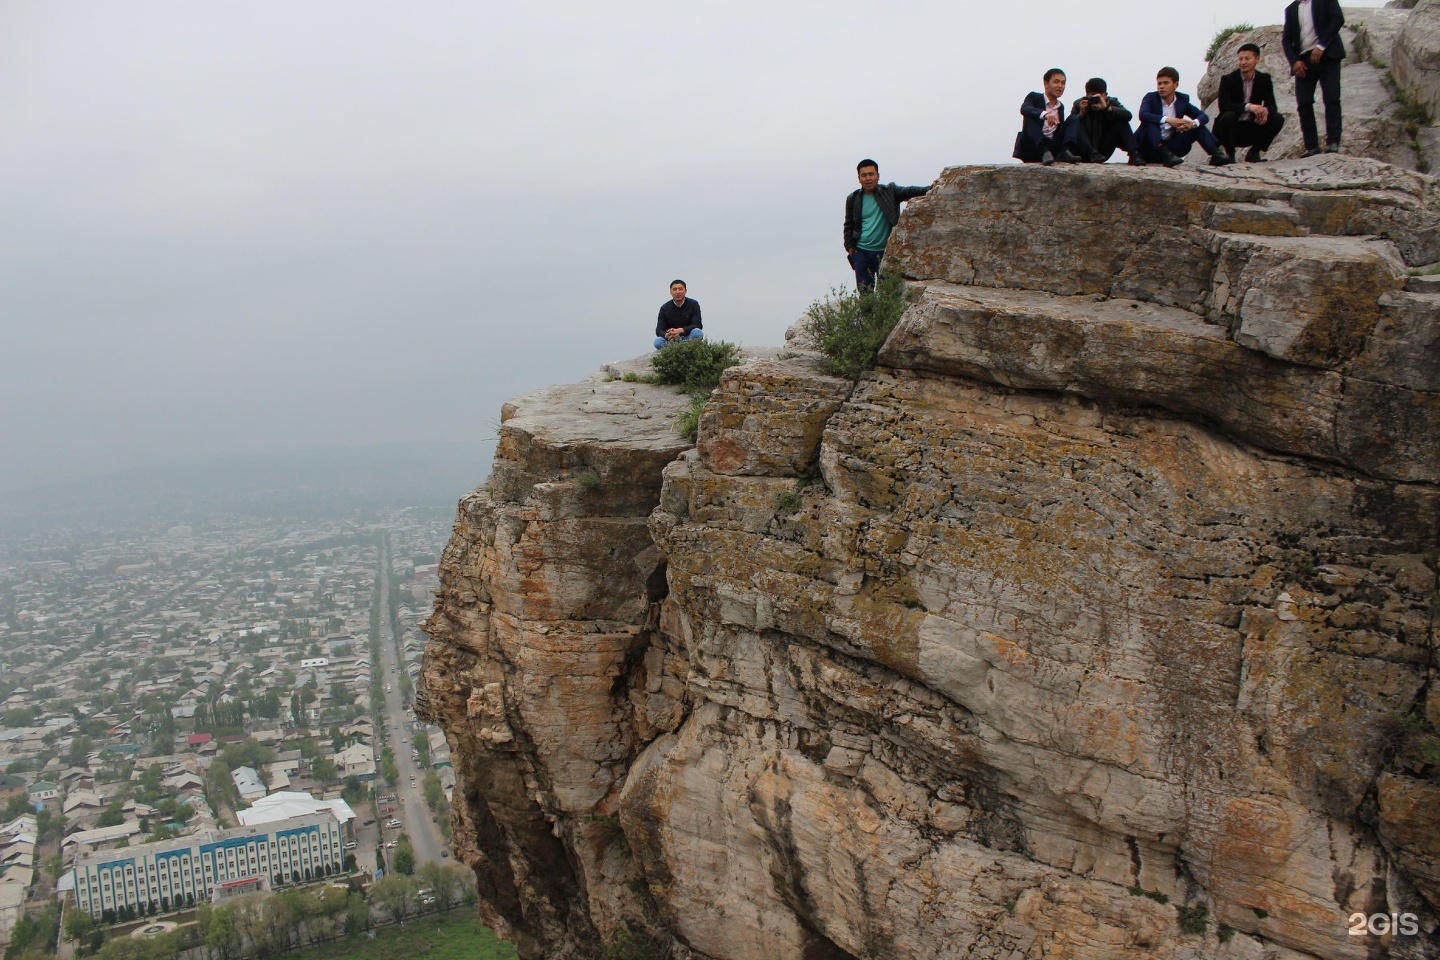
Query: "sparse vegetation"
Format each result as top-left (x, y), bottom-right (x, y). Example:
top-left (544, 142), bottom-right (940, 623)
top-left (573, 468), bottom-right (602, 491)
top-left (674, 393), bottom-right (706, 444)
top-left (1218, 924), bottom-right (1235, 944)
top-left (1252, 907), bottom-right (1269, 919)
top-left (603, 924), bottom-right (668, 960)
top-left (775, 491), bottom-right (802, 514)
top-left (1206, 23), bottom-right (1255, 61)
top-left (1382, 70), bottom-right (1434, 172)
top-left (1127, 885), bottom-right (1170, 904)
top-left (621, 371), bottom-right (657, 383)
top-left (1176, 903), bottom-right (1209, 935)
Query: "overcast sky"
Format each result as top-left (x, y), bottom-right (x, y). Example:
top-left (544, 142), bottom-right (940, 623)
top-left (0, 1), bottom-right (1386, 496)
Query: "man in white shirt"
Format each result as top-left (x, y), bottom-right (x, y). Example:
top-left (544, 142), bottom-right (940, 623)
top-left (1282, 0), bottom-right (1346, 155)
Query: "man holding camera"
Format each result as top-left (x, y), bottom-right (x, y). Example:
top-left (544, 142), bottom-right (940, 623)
top-left (1136, 67), bottom-right (1232, 167)
top-left (1214, 43), bottom-right (1285, 162)
top-left (1070, 78), bottom-right (1145, 165)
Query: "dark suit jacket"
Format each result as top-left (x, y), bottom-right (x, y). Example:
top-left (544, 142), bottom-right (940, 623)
top-left (1217, 69), bottom-right (1280, 117)
top-left (1283, 0), bottom-right (1346, 64)
top-left (1137, 91), bottom-right (1209, 139)
top-left (1020, 91), bottom-right (1066, 128)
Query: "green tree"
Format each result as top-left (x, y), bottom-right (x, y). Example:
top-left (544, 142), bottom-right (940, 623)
top-left (62, 908), bottom-right (94, 943)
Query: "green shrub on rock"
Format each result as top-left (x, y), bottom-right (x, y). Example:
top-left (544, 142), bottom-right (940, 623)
top-left (649, 338), bottom-right (741, 394)
top-left (801, 271), bottom-right (914, 381)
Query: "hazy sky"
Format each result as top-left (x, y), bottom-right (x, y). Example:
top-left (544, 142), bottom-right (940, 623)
top-left (0, 1), bottom-right (1385, 495)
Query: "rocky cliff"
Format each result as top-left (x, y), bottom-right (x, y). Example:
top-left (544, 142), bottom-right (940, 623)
top-left (420, 150), bottom-right (1440, 960)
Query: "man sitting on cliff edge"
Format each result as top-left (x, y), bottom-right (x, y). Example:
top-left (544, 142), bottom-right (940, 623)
top-left (654, 280), bottom-right (703, 350)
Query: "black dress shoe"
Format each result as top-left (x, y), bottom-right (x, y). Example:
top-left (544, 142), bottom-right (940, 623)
top-left (1302, 147), bottom-right (1322, 158)
top-left (1160, 148), bottom-right (1184, 168)
top-left (1127, 154), bottom-right (1147, 166)
top-left (1087, 151), bottom-right (1107, 163)
top-left (1041, 149), bottom-right (1055, 166)
top-left (1244, 147), bottom-right (1265, 162)
top-left (1055, 148), bottom-right (1082, 163)
top-left (1209, 151), bottom-right (1234, 167)
top-left (1325, 143), bottom-right (1340, 153)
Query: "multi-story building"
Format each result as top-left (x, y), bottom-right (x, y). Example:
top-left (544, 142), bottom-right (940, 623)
top-left (70, 810), bottom-right (345, 918)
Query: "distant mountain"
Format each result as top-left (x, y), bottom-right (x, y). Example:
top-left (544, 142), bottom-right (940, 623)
top-left (0, 442), bottom-right (494, 533)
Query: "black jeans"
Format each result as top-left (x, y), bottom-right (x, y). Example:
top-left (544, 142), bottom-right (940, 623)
top-left (849, 248), bottom-right (883, 291)
top-left (1295, 56), bottom-right (1342, 148)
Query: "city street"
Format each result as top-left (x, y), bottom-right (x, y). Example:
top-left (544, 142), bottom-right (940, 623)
top-left (374, 559), bottom-right (446, 869)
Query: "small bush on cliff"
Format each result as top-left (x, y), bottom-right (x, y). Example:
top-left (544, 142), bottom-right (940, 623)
top-left (1206, 23), bottom-right (1254, 61)
top-left (649, 338), bottom-right (741, 394)
top-left (802, 271), bottom-right (914, 381)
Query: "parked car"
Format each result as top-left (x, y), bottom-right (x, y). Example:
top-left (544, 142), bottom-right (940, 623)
top-left (362, 818), bottom-right (375, 825)
top-left (387, 819), bottom-right (402, 828)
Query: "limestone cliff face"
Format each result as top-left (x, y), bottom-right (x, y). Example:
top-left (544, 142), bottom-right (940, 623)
top-left (421, 156), bottom-right (1440, 960)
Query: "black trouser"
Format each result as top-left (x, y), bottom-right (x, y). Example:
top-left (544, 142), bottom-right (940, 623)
top-left (1072, 117), bottom-right (1141, 161)
top-left (1014, 114), bottom-right (1073, 161)
top-left (1294, 55), bottom-right (1342, 148)
top-left (1213, 110), bottom-right (1285, 153)
top-left (848, 248), bottom-right (883, 291)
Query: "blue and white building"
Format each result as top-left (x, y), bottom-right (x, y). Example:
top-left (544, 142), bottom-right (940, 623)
top-left (70, 809), bottom-right (346, 918)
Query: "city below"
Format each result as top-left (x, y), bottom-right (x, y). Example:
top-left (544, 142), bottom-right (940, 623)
top-left (0, 475), bottom-right (486, 957)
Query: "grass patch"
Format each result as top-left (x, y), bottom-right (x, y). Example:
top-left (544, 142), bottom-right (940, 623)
top-left (649, 338), bottom-right (741, 394)
top-left (801, 271), bottom-right (914, 381)
top-left (1218, 924), bottom-right (1235, 944)
top-left (1206, 23), bottom-right (1254, 61)
top-left (573, 468), bottom-right (602, 492)
top-left (287, 911), bottom-right (516, 960)
top-left (775, 491), bottom-right (803, 514)
top-left (674, 393), bottom-right (706, 443)
top-left (621, 371), bottom-right (658, 384)
top-left (1127, 885), bottom-right (1169, 904)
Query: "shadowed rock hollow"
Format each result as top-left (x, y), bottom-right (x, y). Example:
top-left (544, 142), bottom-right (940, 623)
top-left (420, 151), bottom-right (1439, 960)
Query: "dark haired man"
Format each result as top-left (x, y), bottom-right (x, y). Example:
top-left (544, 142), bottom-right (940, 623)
top-left (1069, 78), bottom-right (1145, 165)
top-left (1136, 67), bottom-right (1232, 167)
top-left (843, 160), bottom-right (931, 291)
top-left (654, 280), bottom-right (703, 350)
top-left (1014, 68), bottom-right (1082, 166)
top-left (1215, 43), bottom-right (1285, 162)
top-left (1283, 0), bottom-right (1345, 156)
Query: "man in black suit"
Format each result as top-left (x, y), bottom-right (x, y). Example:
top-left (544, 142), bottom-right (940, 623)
top-left (1283, 0), bottom-right (1346, 155)
top-left (1014, 68), bottom-right (1082, 166)
top-left (1214, 43), bottom-right (1286, 162)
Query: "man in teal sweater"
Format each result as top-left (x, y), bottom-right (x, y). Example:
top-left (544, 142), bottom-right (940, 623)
top-left (843, 159), bottom-right (931, 290)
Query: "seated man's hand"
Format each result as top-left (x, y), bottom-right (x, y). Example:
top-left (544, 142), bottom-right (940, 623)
top-left (665, 327), bottom-right (684, 341)
top-left (1251, 105), bottom-right (1269, 123)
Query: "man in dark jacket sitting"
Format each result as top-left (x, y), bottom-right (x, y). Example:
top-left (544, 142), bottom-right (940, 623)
top-left (1069, 78), bottom-right (1145, 165)
top-left (843, 159), bottom-right (931, 290)
top-left (654, 280), bottom-right (703, 350)
top-left (1214, 43), bottom-right (1285, 162)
